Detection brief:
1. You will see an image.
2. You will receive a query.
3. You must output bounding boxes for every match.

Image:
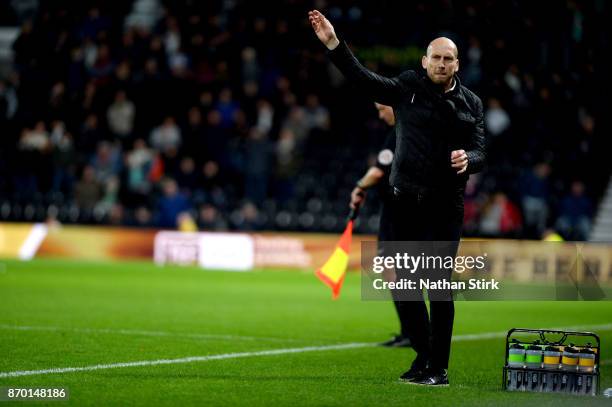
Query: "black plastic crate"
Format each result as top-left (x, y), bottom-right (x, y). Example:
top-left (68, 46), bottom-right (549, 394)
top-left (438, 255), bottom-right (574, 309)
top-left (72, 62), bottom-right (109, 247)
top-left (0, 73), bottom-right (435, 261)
top-left (502, 328), bottom-right (600, 396)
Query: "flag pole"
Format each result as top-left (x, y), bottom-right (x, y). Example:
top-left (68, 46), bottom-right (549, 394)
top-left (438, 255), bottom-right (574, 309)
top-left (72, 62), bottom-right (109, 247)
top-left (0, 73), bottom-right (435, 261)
top-left (315, 206), bottom-right (360, 299)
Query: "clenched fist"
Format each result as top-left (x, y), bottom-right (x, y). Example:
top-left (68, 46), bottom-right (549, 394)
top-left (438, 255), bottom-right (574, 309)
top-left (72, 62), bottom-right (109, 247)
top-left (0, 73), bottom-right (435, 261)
top-left (349, 186), bottom-right (367, 210)
top-left (451, 149), bottom-right (468, 174)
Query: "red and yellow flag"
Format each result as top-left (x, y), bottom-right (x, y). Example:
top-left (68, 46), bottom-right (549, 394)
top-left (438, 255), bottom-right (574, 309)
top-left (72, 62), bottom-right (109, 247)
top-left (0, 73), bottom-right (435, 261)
top-left (315, 220), bottom-right (353, 299)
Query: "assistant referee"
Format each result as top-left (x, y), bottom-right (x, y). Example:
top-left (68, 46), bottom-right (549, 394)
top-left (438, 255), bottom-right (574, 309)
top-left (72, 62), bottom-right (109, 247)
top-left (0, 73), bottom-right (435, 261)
top-left (309, 10), bottom-right (486, 386)
top-left (349, 103), bottom-right (411, 349)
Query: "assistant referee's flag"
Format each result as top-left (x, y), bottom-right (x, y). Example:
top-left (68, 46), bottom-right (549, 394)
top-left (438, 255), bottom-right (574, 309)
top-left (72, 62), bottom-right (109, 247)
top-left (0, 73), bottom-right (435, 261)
top-left (315, 208), bottom-right (357, 299)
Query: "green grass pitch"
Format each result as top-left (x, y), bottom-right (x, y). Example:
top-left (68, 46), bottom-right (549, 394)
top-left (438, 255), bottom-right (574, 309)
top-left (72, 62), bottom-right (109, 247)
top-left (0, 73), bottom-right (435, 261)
top-left (0, 258), bottom-right (611, 406)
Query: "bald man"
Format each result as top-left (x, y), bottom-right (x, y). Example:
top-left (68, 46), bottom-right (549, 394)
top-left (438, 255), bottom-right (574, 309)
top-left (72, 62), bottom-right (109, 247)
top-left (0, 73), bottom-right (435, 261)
top-left (309, 10), bottom-right (486, 386)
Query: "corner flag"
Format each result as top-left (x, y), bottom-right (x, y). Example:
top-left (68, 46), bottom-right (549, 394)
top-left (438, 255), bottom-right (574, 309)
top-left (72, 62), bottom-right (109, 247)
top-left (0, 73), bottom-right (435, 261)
top-left (315, 208), bottom-right (357, 299)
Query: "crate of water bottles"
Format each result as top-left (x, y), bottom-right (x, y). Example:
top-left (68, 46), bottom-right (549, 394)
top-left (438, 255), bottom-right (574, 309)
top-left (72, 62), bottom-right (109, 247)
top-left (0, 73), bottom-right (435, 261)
top-left (503, 328), bottom-right (600, 396)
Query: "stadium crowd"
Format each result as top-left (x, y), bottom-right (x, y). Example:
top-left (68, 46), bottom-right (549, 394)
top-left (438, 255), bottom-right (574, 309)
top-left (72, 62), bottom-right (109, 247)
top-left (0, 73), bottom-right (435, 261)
top-left (0, 0), bottom-right (608, 240)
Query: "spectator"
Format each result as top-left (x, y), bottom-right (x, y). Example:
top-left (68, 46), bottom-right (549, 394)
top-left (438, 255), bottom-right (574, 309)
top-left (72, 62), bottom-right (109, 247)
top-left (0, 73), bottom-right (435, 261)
top-left (74, 166), bottom-right (102, 211)
top-left (0, 79), bottom-right (18, 121)
top-left (107, 90), bottom-right (135, 143)
top-left (19, 122), bottom-right (49, 152)
top-left (108, 203), bottom-right (125, 225)
top-left (77, 114), bottom-right (103, 159)
top-left (215, 88), bottom-right (239, 128)
top-left (484, 98), bottom-right (511, 137)
top-left (177, 211), bottom-right (198, 232)
top-left (175, 157), bottom-right (198, 193)
top-left (82, 37), bottom-right (98, 70)
top-left (241, 47), bottom-right (260, 82)
top-left (150, 116), bottom-right (181, 153)
top-left (182, 106), bottom-right (205, 161)
top-left (244, 128), bottom-right (271, 205)
top-left (131, 206), bottom-right (153, 228)
top-left (124, 138), bottom-right (154, 207)
top-left (255, 99), bottom-right (274, 135)
top-left (275, 128), bottom-right (301, 201)
top-left (520, 163), bottom-right (551, 237)
top-left (97, 176), bottom-right (120, 215)
top-left (48, 82), bottom-right (68, 121)
top-left (156, 178), bottom-right (191, 228)
top-left (65, 48), bottom-right (85, 93)
top-left (304, 94), bottom-right (330, 131)
top-left (89, 44), bottom-right (114, 80)
top-left (11, 19), bottom-right (35, 68)
top-left (199, 160), bottom-right (227, 208)
top-left (479, 192), bottom-right (523, 237)
top-left (163, 16), bottom-right (182, 57)
top-left (199, 204), bottom-right (228, 231)
top-left (79, 7), bottom-right (110, 41)
top-left (230, 202), bottom-right (264, 231)
top-left (282, 106), bottom-right (309, 141)
top-left (49, 120), bottom-right (66, 145)
top-left (504, 65), bottom-right (522, 95)
top-left (462, 36), bottom-right (483, 87)
top-left (90, 141), bottom-right (121, 184)
top-left (202, 110), bottom-right (228, 164)
top-left (15, 123), bottom-right (50, 195)
top-left (51, 132), bottom-right (77, 193)
top-left (555, 181), bottom-right (593, 240)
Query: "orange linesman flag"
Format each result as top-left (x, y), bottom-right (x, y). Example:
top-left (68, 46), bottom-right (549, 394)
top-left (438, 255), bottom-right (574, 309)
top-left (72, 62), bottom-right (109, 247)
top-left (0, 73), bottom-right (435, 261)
top-left (315, 218), bottom-right (354, 299)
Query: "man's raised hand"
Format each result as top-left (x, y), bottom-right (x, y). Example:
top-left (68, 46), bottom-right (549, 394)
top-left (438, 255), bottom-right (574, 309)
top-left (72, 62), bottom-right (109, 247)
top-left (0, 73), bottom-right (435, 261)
top-left (308, 10), bottom-right (340, 50)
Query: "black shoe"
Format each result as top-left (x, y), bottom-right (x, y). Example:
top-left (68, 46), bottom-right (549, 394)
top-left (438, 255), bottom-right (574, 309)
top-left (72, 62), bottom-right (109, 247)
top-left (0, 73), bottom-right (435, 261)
top-left (398, 358), bottom-right (428, 382)
top-left (399, 366), bottom-right (426, 382)
top-left (408, 369), bottom-right (449, 386)
top-left (380, 334), bottom-right (412, 348)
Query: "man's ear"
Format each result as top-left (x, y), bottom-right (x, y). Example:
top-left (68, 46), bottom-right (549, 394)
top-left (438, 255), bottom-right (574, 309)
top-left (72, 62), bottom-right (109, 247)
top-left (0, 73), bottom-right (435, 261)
top-left (421, 55), bottom-right (427, 69)
top-left (454, 59), bottom-right (460, 73)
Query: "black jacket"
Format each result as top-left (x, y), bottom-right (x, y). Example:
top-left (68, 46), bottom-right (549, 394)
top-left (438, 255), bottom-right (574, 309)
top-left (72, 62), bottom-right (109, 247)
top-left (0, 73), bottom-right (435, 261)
top-left (328, 41), bottom-right (486, 197)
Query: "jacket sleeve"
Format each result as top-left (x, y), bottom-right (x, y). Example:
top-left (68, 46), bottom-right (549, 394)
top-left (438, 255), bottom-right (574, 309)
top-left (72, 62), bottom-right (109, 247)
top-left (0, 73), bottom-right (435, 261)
top-left (327, 41), bottom-right (412, 105)
top-left (465, 96), bottom-right (486, 174)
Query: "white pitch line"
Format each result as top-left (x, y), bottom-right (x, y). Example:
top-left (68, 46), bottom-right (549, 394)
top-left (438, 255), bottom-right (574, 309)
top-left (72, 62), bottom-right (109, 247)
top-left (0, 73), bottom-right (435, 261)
top-left (4, 322), bottom-right (609, 345)
top-left (0, 343), bottom-right (371, 378)
top-left (1, 322), bottom-right (611, 379)
top-left (0, 324), bottom-right (304, 343)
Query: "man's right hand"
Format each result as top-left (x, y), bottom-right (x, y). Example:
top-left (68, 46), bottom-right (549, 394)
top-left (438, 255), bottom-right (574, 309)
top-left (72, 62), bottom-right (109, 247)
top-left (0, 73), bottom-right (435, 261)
top-left (350, 186), bottom-right (366, 210)
top-left (308, 10), bottom-right (340, 50)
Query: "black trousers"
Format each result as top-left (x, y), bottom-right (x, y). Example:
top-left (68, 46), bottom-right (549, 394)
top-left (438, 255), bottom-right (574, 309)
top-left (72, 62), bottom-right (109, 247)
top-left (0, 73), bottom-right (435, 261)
top-left (378, 197), bottom-right (411, 338)
top-left (383, 186), bottom-right (464, 370)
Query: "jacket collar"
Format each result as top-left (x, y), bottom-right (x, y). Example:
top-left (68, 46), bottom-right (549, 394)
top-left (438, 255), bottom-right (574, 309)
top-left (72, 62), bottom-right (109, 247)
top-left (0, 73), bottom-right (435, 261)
top-left (422, 74), bottom-right (461, 96)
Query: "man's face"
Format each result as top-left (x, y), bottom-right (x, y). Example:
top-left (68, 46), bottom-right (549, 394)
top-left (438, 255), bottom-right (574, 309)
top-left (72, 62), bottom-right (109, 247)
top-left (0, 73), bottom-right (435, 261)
top-left (422, 41), bottom-right (459, 86)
